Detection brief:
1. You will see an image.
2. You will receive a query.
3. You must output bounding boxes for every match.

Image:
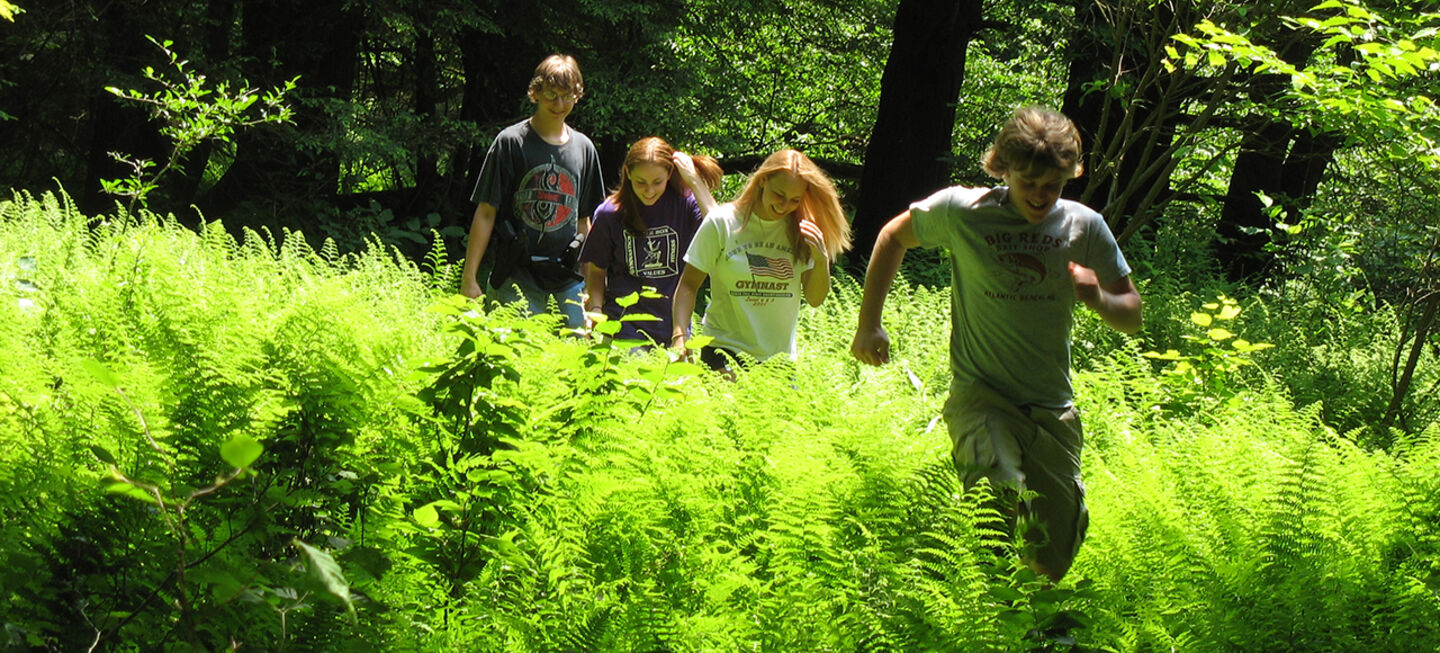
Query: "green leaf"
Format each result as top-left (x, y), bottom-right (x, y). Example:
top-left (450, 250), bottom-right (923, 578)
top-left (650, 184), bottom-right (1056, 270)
top-left (106, 482), bottom-right (157, 505)
top-left (90, 445), bottom-right (118, 466)
top-left (615, 292), bottom-right (640, 308)
top-left (293, 539), bottom-right (357, 622)
top-left (82, 358), bottom-right (121, 388)
top-left (1207, 328), bottom-right (1235, 341)
top-left (413, 504), bottom-right (440, 528)
top-left (1190, 312), bottom-right (1214, 327)
top-left (220, 433), bottom-right (263, 469)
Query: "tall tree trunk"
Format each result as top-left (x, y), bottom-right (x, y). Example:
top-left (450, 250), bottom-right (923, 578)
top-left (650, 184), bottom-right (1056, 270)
top-left (452, 22), bottom-right (542, 210)
top-left (200, 0), bottom-right (362, 225)
top-left (80, 4), bottom-right (168, 215)
top-left (850, 0), bottom-right (984, 269)
top-left (1216, 119), bottom-right (1339, 283)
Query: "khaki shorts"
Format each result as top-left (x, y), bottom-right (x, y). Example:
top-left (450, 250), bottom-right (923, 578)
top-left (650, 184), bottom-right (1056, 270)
top-left (943, 379), bottom-right (1088, 579)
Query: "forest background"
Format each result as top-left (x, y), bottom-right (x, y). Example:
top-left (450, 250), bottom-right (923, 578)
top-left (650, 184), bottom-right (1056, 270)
top-left (2, 0), bottom-right (1440, 651)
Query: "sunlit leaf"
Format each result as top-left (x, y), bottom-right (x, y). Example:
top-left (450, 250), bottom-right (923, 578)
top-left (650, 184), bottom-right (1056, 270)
top-left (106, 482), bottom-right (157, 505)
top-left (413, 504), bottom-right (440, 528)
top-left (82, 358), bottom-right (121, 388)
top-left (294, 539), bottom-right (356, 622)
top-left (220, 433), bottom-right (263, 469)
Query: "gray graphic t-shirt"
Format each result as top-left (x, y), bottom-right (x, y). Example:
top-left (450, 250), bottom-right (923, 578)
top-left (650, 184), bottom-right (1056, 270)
top-left (470, 119), bottom-right (604, 261)
top-left (910, 186), bottom-right (1131, 409)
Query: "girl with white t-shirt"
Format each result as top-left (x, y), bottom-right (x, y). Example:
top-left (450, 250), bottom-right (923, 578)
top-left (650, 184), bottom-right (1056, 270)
top-left (671, 149), bottom-right (852, 373)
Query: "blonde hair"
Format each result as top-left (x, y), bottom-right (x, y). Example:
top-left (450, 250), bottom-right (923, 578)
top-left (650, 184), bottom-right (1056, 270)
top-left (981, 106), bottom-right (1084, 178)
top-left (527, 54), bottom-right (584, 99)
top-left (732, 149), bottom-right (851, 263)
top-left (609, 136), bottom-right (723, 236)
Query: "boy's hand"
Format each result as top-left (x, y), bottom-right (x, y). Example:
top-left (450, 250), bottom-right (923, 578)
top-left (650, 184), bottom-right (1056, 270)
top-left (851, 326), bottom-right (891, 366)
top-left (1069, 261), bottom-right (1143, 334)
top-left (1069, 261), bottom-right (1101, 309)
top-left (461, 277), bottom-right (484, 299)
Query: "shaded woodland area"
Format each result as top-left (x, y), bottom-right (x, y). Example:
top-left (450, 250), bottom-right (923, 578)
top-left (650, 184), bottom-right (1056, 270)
top-left (1, 0), bottom-right (1439, 425)
top-left (3, 1), bottom-right (1440, 650)
top-left (3, 0), bottom-right (1433, 282)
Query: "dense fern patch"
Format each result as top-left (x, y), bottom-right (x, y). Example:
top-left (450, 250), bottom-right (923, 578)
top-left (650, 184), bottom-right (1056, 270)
top-left (2, 190), bottom-right (1437, 651)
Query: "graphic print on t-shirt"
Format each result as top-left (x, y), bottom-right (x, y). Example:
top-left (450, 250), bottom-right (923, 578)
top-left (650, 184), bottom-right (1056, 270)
top-left (996, 252), bottom-right (1045, 291)
top-left (984, 231), bottom-right (1063, 301)
top-left (513, 158), bottom-right (579, 233)
top-left (725, 243), bottom-right (795, 307)
top-left (625, 227), bottom-right (681, 279)
top-left (746, 253), bottom-right (793, 279)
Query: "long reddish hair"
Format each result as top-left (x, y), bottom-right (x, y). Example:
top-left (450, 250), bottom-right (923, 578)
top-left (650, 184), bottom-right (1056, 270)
top-left (609, 136), bottom-right (722, 236)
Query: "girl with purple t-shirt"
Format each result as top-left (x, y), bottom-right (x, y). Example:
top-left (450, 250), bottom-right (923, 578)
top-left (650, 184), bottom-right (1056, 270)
top-left (579, 137), bottom-right (722, 345)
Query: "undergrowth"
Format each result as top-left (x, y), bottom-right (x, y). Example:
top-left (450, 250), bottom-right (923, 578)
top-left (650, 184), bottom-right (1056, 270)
top-left (1, 189), bottom-right (1437, 651)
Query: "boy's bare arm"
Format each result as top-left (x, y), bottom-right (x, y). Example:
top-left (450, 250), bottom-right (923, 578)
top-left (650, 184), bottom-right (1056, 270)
top-left (461, 203), bottom-right (497, 298)
top-left (852, 211), bottom-right (919, 366)
top-left (1069, 262), bottom-right (1143, 334)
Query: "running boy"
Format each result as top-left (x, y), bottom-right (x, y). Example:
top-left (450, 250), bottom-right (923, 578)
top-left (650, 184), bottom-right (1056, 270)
top-left (461, 54), bottom-right (605, 329)
top-left (850, 106), bottom-right (1142, 581)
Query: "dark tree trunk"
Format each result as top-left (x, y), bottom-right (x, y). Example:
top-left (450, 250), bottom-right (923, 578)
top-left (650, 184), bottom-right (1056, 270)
top-left (850, 0), bottom-right (984, 270)
top-left (80, 5), bottom-right (169, 215)
top-left (452, 23), bottom-right (543, 209)
top-left (199, 0), bottom-right (362, 226)
top-left (413, 4), bottom-right (444, 215)
top-left (1216, 121), bottom-right (1339, 282)
top-left (1216, 121), bottom-right (1293, 281)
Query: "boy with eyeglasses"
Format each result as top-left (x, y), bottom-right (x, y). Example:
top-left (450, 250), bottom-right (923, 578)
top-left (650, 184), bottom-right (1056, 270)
top-left (461, 54), bottom-right (604, 330)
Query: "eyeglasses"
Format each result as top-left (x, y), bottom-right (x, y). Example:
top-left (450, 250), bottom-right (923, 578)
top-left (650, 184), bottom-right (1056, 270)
top-left (538, 89), bottom-right (580, 104)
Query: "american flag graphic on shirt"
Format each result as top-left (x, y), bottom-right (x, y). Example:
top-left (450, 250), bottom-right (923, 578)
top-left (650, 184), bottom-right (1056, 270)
top-left (746, 253), bottom-right (794, 279)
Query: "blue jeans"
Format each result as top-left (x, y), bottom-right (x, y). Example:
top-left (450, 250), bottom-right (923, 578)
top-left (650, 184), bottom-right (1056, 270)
top-left (492, 270), bottom-right (585, 330)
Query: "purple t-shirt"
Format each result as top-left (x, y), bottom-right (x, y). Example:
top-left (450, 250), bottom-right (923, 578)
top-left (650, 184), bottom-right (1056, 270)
top-left (579, 189), bottom-right (704, 343)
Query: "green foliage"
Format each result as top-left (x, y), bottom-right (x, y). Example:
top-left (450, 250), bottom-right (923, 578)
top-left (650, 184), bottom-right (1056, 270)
top-left (3, 188), bottom-right (1440, 650)
top-left (1075, 363), bottom-right (1440, 651)
top-left (669, 0), bottom-right (896, 162)
top-left (103, 35), bottom-right (297, 209)
top-left (1168, 0), bottom-right (1440, 171)
top-left (1142, 294), bottom-right (1276, 413)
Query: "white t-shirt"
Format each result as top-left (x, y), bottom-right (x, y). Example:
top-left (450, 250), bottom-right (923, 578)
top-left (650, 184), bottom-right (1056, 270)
top-left (683, 204), bottom-right (815, 360)
top-left (911, 186), bottom-right (1131, 409)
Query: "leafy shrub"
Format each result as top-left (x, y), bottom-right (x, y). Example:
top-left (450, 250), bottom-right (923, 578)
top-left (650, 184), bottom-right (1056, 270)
top-left (2, 188), bottom-right (1438, 651)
